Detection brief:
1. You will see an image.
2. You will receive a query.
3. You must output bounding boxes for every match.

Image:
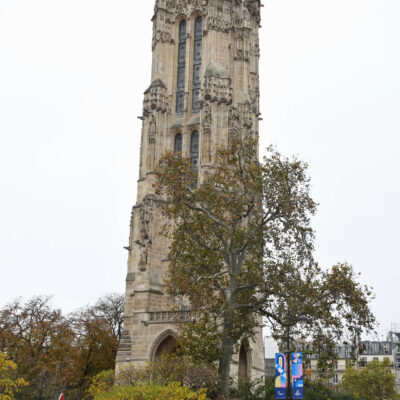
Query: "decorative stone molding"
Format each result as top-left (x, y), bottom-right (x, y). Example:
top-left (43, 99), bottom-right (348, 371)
top-left (238, 102), bottom-right (254, 129)
top-left (152, 30), bottom-right (174, 50)
top-left (152, 8), bottom-right (175, 50)
top-left (175, 0), bottom-right (207, 17)
top-left (144, 310), bottom-right (199, 325)
top-left (203, 61), bottom-right (232, 104)
top-left (248, 73), bottom-right (260, 110)
top-left (245, 0), bottom-right (261, 25)
top-left (155, 0), bottom-right (207, 18)
top-left (154, 0), bottom-right (261, 30)
top-left (143, 79), bottom-right (170, 115)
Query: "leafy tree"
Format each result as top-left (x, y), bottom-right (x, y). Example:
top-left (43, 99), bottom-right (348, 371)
top-left (341, 359), bottom-right (398, 400)
top-left (71, 306), bottom-right (119, 380)
top-left (0, 294), bottom-right (124, 400)
top-left (0, 353), bottom-right (28, 400)
top-left (68, 295), bottom-right (124, 398)
top-left (264, 260), bottom-right (375, 368)
top-left (93, 293), bottom-right (125, 342)
top-left (0, 296), bottom-right (76, 399)
top-left (155, 136), bottom-right (375, 398)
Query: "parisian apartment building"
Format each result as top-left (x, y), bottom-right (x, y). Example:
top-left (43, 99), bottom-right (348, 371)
top-left (265, 325), bottom-right (400, 392)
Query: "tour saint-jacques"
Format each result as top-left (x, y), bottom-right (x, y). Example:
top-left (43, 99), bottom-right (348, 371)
top-left (116, 0), bottom-right (265, 380)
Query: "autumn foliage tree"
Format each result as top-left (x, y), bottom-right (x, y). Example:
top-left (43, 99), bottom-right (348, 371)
top-left (263, 260), bottom-right (376, 367)
top-left (0, 353), bottom-right (28, 400)
top-left (0, 294), bottom-right (124, 400)
top-left (155, 136), bottom-right (375, 398)
top-left (71, 305), bottom-right (119, 382)
top-left (0, 296), bottom-right (76, 399)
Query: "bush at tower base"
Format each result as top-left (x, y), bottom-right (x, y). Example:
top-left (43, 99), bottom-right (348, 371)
top-left (93, 382), bottom-right (208, 400)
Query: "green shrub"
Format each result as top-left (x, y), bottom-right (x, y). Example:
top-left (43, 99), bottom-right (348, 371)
top-left (93, 382), bottom-right (208, 400)
top-left (116, 355), bottom-right (219, 397)
top-left (304, 380), bottom-right (354, 400)
top-left (84, 370), bottom-right (115, 400)
top-left (229, 378), bottom-right (266, 400)
top-left (228, 377), bottom-right (355, 400)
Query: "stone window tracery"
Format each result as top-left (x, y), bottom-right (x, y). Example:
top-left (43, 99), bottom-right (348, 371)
top-left (190, 131), bottom-right (199, 171)
top-left (192, 16), bottom-right (203, 113)
top-left (174, 133), bottom-right (182, 154)
top-left (176, 20), bottom-right (187, 115)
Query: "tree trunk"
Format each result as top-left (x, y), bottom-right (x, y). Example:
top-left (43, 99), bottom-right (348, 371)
top-left (218, 309), bottom-right (235, 399)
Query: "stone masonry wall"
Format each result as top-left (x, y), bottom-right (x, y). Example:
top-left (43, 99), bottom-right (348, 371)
top-left (117, 0), bottom-right (265, 380)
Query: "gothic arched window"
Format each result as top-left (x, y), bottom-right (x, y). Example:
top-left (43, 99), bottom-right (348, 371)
top-left (176, 20), bottom-right (187, 115)
top-left (174, 133), bottom-right (182, 154)
top-left (192, 16), bottom-right (203, 113)
top-left (190, 131), bottom-right (199, 171)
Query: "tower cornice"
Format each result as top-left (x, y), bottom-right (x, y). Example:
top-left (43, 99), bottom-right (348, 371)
top-left (153, 0), bottom-right (262, 26)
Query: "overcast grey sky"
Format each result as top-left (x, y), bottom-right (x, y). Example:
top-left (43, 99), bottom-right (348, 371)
top-left (0, 0), bottom-right (399, 342)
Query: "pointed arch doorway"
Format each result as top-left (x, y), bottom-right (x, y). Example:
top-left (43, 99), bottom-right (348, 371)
top-left (151, 330), bottom-right (179, 362)
top-left (238, 343), bottom-right (251, 382)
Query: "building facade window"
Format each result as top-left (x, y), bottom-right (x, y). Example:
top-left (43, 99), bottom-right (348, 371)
top-left (333, 374), bottom-right (339, 384)
top-left (345, 347), bottom-right (351, 358)
top-left (192, 16), bottom-right (203, 113)
top-left (360, 357), bottom-right (367, 367)
top-left (174, 133), bottom-right (182, 154)
top-left (176, 20), bottom-right (187, 114)
top-left (190, 131), bottom-right (199, 171)
top-left (384, 344), bottom-right (389, 354)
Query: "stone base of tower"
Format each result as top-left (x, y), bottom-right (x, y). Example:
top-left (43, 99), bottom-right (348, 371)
top-left (116, 310), bottom-right (265, 382)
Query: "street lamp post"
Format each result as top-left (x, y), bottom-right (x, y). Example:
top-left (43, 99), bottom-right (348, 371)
top-left (282, 315), bottom-right (307, 400)
top-left (286, 327), bottom-right (292, 400)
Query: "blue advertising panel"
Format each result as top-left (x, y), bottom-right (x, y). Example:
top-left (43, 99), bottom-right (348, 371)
top-left (291, 352), bottom-right (304, 399)
top-left (275, 353), bottom-right (287, 399)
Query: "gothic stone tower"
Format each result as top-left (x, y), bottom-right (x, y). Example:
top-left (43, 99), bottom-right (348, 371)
top-left (116, 0), bottom-right (265, 380)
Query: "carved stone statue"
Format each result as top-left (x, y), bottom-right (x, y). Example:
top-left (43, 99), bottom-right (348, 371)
top-left (148, 115), bottom-right (156, 144)
top-left (135, 196), bottom-right (155, 271)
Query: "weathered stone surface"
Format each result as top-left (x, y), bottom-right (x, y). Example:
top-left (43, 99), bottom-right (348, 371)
top-left (116, 0), bottom-right (264, 380)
